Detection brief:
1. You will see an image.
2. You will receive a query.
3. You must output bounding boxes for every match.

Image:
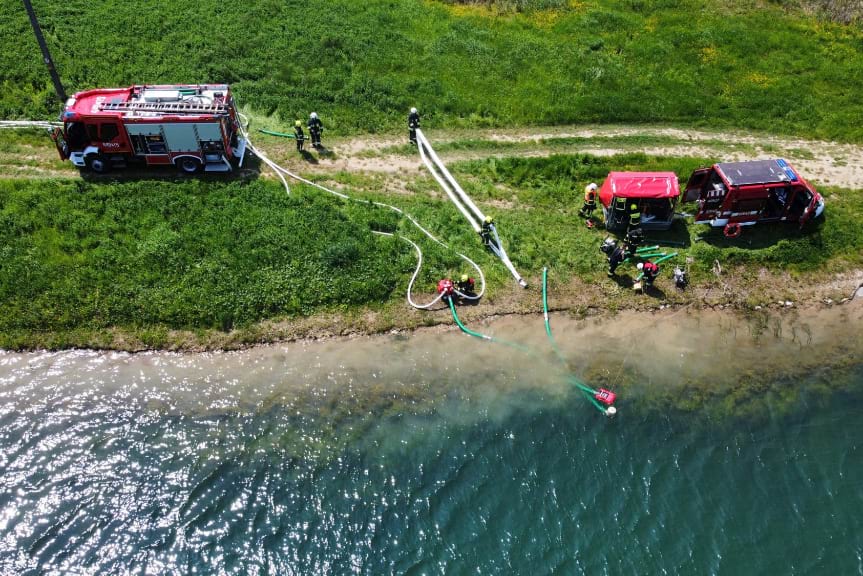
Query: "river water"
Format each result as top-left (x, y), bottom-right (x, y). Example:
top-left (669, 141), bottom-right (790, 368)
top-left (1, 304), bottom-right (862, 575)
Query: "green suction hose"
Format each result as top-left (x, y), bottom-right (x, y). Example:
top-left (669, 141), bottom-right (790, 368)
top-left (542, 268), bottom-right (608, 414)
top-left (258, 128), bottom-right (296, 138)
top-left (447, 298), bottom-right (532, 354)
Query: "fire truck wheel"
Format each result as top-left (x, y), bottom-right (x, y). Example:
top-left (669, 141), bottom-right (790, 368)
top-left (85, 154), bottom-right (111, 174)
top-left (178, 157), bottom-right (203, 174)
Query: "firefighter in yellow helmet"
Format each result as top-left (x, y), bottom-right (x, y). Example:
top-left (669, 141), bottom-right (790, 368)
top-left (455, 273), bottom-right (476, 302)
top-left (579, 183), bottom-right (598, 218)
top-left (628, 202), bottom-right (642, 231)
top-left (293, 120), bottom-right (305, 152)
top-left (480, 215), bottom-right (494, 247)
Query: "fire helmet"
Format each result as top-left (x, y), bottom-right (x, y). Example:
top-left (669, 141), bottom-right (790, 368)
top-left (295, 120), bottom-right (301, 127)
top-left (411, 107), bottom-right (418, 114)
top-left (460, 274), bottom-right (469, 282)
top-left (587, 182), bottom-right (598, 190)
top-left (637, 262), bottom-right (644, 270)
top-left (310, 112), bottom-right (318, 119)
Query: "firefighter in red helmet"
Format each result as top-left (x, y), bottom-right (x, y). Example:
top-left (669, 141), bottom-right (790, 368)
top-left (637, 261), bottom-right (660, 287)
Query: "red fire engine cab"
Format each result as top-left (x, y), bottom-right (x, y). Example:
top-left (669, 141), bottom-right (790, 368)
top-left (683, 159), bottom-right (825, 237)
top-left (51, 84), bottom-right (247, 173)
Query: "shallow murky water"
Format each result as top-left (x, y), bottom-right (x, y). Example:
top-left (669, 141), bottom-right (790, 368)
top-left (1, 303), bottom-right (861, 574)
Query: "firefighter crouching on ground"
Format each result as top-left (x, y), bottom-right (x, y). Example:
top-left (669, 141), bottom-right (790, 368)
top-left (480, 216), bottom-right (494, 247)
top-left (408, 107), bottom-right (420, 145)
top-left (308, 112), bottom-right (323, 148)
top-left (455, 274), bottom-right (476, 303)
top-left (673, 266), bottom-right (688, 289)
top-left (601, 238), bottom-right (627, 277)
top-left (293, 120), bottom-right (305, 152)
top-left (579, 182), bottom-right (598, 219)
top-left (637, 261), bottom-right (660, 287)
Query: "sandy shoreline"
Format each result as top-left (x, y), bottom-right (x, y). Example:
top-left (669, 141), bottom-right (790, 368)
top-left (4, 267), bottom-right (858, 353)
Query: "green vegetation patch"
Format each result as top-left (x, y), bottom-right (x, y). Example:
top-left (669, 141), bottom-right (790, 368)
top-left (0, 178), bottom-right (414, 335)
top-left (3, 1), bottom-right (863, 141)
top-left (1, 151), bottom-right (861, 348)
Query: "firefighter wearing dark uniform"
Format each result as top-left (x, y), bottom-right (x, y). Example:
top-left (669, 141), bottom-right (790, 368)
top-left (628, 203), bottom-right (641, 231)
top-left (639, 261), bottom-right (660, 286)
top-left (293, 120), bottom-right (305, 152)
top-left (308, 112), bottom-right (323, 148)
top-left (579, 183), bottom-right (598, 218)
top-left (408, 107), bottom-right (420, 145)
top-left (607, 243), bottom-right (627, 277)
top-left (480, 216), bottom-right (494, 247)
top-left (455, 274), bottom-right (475, 299)
top-left (625, 226), bottom-right (644, 258)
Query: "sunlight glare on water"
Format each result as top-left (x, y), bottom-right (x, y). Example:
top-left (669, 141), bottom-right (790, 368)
top-left (0, 305), bottom-right (862, 574)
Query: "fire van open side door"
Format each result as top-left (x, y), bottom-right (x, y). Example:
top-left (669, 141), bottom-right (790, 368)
top-left (683, 168), bottom-right (710, 220)
top-left (684, 168), bottom-right (710, 202)
top-left (50, 126), bottom-right (69, 160)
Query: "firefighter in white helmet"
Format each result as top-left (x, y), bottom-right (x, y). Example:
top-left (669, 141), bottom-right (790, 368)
top-left (408, 107), bottom-right (420, 145)
top-left (308, 112), bottom-right (323, 149)
top-left (579, 182), bottom-right (598, 218)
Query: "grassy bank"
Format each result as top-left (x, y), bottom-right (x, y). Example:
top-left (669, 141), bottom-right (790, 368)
top-left (3, 1), bottom-right (863, 141)
top-left (2, 150), bottom-right (862, 350)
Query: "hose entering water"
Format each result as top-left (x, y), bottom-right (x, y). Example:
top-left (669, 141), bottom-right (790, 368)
top-left (446, 298), bottom-right (532, 354)
top-left (542, 268), bottom-right (611, 415)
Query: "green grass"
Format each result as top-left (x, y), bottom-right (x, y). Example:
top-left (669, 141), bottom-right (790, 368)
top-left (2, 151), bottom-right (861, 349)
top-left (0, 178), bottom-right (419, 335)
top-left (3, 1), bottom-right (863, 141)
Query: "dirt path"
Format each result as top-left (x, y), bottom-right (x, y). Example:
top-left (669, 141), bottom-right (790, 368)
top-left (3, 124), bottom-right (862, 188)
top-left (257, 125), bottom-right (863, 190)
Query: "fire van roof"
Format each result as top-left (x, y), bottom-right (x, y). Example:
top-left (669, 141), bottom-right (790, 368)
top-left (599, 172), bottom-right (680, 207)
top-left (715, 159), bottom-right (799, 186)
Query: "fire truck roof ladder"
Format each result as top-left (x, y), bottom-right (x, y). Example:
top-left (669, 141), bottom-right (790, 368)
top-left (99, 100), bottom-right (228, 115)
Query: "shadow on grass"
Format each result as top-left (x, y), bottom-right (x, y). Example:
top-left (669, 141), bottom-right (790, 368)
top-left (694, 216), bottom-right (825, 250)
top-left (641, 218), bottom-right (692, 249)
top-left (79, 154), bottom-right (264, 183)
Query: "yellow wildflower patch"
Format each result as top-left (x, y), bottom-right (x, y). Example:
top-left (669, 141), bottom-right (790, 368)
top-left (700, 46), bottom-right (718, 64)
top-left (746, 72), bottom-right (773, 87)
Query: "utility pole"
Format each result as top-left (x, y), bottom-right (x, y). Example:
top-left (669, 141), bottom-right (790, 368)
top-left (22, 0), bottom-right (67, 103)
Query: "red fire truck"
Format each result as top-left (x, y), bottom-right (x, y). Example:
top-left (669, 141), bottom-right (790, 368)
top-left (683, 159), bottom-right (824, 237)
top-left (50, 84), bottom-right (247, 173)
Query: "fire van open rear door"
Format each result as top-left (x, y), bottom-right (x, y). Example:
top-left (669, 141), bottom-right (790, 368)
top-left (684, 168), bottom-right (710, 221)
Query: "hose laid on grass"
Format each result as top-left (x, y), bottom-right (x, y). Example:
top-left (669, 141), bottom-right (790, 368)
top-left (257, 128), bottom-right (296, 138)
top-left (240, 117), bottom-right (485, 309)
top-left (636, 252), bottom-right (678, 281)
top-left (416, 128), bottom-right (527, 288)
top-left (0, 120), bottom-right (62, 130)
